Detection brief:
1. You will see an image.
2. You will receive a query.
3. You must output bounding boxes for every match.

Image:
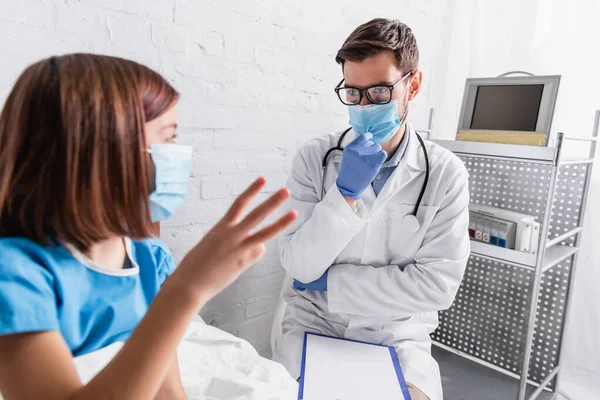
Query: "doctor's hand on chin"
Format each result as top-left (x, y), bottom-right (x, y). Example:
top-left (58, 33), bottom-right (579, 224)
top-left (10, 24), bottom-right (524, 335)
top-left (336, 132), bottom-right (387, 209)
top-left (292, 132), bottom-right (386, 292)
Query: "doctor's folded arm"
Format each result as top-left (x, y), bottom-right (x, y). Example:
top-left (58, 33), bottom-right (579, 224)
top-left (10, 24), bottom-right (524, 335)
top-left (272, 18), bottom-right (471, 400)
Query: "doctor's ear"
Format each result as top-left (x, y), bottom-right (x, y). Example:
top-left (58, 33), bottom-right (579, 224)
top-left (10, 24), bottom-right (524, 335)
top-left (407, 70), bottom-right (423, 101)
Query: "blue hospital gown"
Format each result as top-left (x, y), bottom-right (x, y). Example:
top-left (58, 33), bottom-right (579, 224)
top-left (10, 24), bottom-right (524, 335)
top-left (0, 237), bottom-right (176, 356)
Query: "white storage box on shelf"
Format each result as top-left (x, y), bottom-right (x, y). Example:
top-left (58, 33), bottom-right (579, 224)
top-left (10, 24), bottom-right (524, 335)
top-left (469, 203), bottom-right (540, 254)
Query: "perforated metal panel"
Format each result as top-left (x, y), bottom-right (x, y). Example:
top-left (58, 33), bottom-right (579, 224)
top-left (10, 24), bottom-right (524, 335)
top-left (433, 256), bottom-right (533, 374)
top-left (548, 164), bottom-right (590, 246)
top-left (432, 155), bottom-right (582, 388)
top-left (529, 258), bottom-right (572, 385)
top-left (433, 257), bottom-right (573, 388)
top-left (461, 156), bottom-right (552, 221)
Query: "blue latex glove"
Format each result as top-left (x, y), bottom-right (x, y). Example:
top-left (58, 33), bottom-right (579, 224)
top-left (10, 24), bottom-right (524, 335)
top-left (336, 133), bottom-right (387, 199)
top-left (293, 269), bottom-right (329, 291)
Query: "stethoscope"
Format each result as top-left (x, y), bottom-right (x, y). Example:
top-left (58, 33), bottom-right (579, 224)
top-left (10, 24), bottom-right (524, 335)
top-left (320, 127), bottom-right (430, 233)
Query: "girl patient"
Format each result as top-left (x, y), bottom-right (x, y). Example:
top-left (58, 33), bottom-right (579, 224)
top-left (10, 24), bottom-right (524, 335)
top-left (0, 54), bottom-right (296, 400)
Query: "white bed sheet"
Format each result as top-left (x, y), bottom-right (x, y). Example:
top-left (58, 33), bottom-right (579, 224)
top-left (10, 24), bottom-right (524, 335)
top-left (2, 317), bottom-right (297, 400)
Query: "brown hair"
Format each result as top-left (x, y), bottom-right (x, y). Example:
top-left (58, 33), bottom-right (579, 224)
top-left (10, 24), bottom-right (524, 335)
top-left (335, 18), bottom-right (419, 73)
top-left (0, 54), bottom-right (179, 251)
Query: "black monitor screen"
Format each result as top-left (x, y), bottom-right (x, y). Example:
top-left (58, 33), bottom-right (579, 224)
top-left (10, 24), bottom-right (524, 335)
top-left (470, 84), bottom-right (544, 131)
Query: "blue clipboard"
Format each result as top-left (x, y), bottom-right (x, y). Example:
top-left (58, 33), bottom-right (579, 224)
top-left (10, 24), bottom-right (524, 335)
top-left (298, 332), bottom-right (412, 400)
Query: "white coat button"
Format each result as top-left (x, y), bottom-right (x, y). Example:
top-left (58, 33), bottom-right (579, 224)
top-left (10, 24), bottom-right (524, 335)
top-left (377, 174), bottom-right (382, 179)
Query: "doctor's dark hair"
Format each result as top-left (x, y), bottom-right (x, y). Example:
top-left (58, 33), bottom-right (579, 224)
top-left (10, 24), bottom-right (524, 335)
top-left (335, 18), bottom-right (419, 73)
top-left (0, 54), bottom-right (179, 251)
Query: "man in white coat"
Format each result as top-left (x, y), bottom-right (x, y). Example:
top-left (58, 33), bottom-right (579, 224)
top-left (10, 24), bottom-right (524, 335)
top-left (273, 18), bottom-right (470, 400)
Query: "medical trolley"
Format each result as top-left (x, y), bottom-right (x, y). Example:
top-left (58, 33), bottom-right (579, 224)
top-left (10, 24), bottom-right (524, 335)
top-left (429, 110), bottom-right (598, 400)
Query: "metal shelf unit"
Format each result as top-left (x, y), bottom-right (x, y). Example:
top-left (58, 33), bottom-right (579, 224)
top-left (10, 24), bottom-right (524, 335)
top-left (430, 110), bottom-right (599, 400)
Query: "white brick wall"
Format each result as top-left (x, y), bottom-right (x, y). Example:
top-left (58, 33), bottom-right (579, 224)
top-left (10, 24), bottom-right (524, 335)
top-left (0, 0), bottom-right (455, 357)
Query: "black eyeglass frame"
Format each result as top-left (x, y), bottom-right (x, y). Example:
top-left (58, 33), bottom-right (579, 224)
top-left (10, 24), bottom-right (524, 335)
top-left (334, 70), bottom-right (414, 106)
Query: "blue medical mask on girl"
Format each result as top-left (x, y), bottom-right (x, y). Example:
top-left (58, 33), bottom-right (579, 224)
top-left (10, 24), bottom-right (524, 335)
top-left (147, 143), bottom-right (193, 222)
top-left (348, 99), bottom-right (408, 144)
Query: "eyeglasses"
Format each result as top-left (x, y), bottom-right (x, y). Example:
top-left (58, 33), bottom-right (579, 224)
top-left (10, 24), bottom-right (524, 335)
top-left (334, 71), bottom-right (413, 106)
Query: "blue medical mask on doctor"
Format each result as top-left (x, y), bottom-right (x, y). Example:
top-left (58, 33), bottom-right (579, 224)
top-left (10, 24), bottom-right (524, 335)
top-left (147, 143), bottom-right (193, 222)
top-left (348, 99), bottom-right (404, 144)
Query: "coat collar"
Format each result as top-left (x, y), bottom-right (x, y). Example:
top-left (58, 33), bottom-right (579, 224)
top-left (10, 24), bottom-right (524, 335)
top-left (338, 121), bottom-right (425, 174)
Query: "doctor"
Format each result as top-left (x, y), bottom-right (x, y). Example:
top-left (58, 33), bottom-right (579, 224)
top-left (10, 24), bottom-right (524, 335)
top-left (273, 18), bottom-right (470, 400)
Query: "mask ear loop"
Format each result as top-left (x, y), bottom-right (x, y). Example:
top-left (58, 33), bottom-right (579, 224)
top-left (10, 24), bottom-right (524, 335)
top-left (397, 72), bottom-right (413, 123)
top-left (400, 104), bottom-right (409, 122)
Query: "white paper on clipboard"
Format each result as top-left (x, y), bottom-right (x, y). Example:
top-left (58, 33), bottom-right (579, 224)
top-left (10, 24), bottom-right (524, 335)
top-left (300, 333), bottom-right (409, 400)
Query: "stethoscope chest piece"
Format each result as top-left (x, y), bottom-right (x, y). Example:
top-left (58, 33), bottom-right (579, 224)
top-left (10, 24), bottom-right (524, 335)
top-left (402, 214), bottom-right (420, 233)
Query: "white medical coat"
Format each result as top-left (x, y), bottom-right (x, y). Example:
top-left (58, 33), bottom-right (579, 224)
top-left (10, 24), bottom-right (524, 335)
top-left (272, 123), bottom-right (470, 400)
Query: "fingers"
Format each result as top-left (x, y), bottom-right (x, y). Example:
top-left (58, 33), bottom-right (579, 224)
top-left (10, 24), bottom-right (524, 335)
top-left (362, 148), bottom-right (387, 167)
top-left (347, 140), bottom-right (375, 156)
top-left (243, 210), bottom-right (298, 247)
top-left (350, 133), bottom-right (373, 146)
top-left (359, 142), bottom-right (383, 155)
top-left (222, 177), bottom-right (266, 223)
top-left (237, 188), bottom-right (291, 232)
top-left (374, 149), bottom-right (388, 164)
top-left (357, 144), bottom-right (386, 167)
top-left (356, 142), bottom-right (386, 169)
top-left (245, 244), bottom-right (266, 266)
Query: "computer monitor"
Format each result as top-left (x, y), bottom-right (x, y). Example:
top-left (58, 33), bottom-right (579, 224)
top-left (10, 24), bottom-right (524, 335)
top-left (457, 75), bottom-right (560, 145)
